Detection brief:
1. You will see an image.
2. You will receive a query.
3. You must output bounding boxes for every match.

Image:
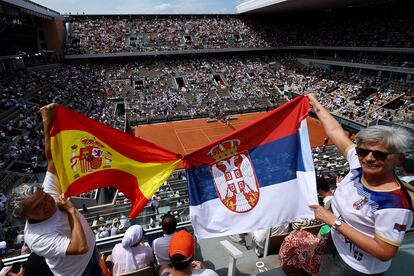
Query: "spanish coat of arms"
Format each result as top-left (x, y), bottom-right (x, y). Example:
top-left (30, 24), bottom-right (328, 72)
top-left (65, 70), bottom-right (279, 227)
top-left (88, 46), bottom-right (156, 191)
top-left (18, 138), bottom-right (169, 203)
top-left (70, 137), bottom-right (112, 178)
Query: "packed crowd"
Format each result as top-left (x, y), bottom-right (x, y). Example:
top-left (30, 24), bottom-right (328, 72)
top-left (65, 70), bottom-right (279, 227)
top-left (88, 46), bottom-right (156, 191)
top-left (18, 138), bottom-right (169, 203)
top-left (90, 178), bottom-right (189, 240)
top-left (0, 66), bottom-right (109, 176)
top-left (283, 66), bottom-right (414, 126)
top-left (122, 56), bottom-right (286, 121)
top-left (65, 1), bottom-right (414, 55)
top-left (1, 56), bottom-right (413, 184)
top-left (66, 16), bottom-right (269, 54)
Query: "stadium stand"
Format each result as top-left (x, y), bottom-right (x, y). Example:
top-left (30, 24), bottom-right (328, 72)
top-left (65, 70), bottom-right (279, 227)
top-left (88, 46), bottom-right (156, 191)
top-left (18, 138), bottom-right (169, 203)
top-left (63, 1), bottom-right (414, 55)
top-left (0, 0), bottom-right (413, 275)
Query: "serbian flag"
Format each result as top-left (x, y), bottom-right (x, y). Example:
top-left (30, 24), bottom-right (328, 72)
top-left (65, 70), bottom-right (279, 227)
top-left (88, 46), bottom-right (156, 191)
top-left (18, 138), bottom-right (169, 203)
top-left (182, 96), bottom-right (318, 239)
top-left (50, 106), bottom-right (181, 218)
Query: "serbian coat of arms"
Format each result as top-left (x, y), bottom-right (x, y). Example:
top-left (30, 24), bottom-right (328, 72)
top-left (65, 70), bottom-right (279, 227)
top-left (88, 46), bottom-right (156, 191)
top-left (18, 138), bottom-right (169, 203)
top-left (208, 139), bottom-right (259, 213)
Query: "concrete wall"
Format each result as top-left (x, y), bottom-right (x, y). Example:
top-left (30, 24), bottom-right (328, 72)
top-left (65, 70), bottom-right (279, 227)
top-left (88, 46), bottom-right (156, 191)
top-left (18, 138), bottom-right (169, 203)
top-left (41, 18), bottom-right (66, 59)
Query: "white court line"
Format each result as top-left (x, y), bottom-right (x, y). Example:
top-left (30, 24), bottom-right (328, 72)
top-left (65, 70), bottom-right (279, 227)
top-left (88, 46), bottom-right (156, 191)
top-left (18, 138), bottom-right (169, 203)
top-left (200, 129), bottom-right (212, 143)
top-left (174, 129), bottom-right (189, 154)
top-left (175, 124), bottom-right (231, 133)
top-left (175, 123), bottom-right (243, 134)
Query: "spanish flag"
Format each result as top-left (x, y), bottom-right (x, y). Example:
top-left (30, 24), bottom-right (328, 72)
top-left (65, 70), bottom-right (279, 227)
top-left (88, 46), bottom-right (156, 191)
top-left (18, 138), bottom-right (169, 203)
top-left (50, 105), bottom-right (181, 218)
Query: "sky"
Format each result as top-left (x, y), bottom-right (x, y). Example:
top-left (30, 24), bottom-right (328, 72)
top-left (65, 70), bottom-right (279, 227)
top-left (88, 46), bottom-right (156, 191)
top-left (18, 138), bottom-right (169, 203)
top-left (32, 0), bottom-right (244, 14)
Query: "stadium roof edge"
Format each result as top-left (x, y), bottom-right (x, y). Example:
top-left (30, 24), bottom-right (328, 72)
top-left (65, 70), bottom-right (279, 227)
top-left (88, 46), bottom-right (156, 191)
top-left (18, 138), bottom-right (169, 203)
top-left (64, 13), bottom-right (236, 17)
top-left (235, 0), bottom-right (398, 14)
top-left (3, 0), bottom-right (64, 20)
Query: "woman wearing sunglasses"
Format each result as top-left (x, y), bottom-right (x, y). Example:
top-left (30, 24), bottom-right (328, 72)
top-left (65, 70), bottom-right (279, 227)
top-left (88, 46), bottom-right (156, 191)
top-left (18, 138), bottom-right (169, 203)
top-left (307, 93), bottom-right (413, 275)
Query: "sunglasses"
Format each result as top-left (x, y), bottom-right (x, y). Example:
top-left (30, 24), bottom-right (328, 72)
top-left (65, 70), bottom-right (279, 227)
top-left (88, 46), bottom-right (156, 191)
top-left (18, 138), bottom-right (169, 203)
top-left (355, 147), bottom-right (394, 161)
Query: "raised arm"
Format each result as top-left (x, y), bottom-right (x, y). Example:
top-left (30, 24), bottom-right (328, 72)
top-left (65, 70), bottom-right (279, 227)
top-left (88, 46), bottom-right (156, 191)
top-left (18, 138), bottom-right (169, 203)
top-left (40, 103), bottom-right (57, 175)
top-left (40, 104), bottom-right (61, 197)
top-left (307, 93), bottom-right (353, 156)
top-left (57, 196), bottom-right (89, 255)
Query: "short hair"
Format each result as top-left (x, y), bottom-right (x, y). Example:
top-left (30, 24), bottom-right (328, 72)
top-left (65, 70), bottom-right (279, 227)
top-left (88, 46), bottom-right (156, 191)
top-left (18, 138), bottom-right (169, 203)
top-left (316, 176), bottom-right (330, 192)
top-left (170, 254), bottom-right (193, 271)
top-left (161, 214), bottom-right (177, 235)
top-left (402, 159), bottom-right (414, 174)
top-left (355, 125), bottom-right (412, 153)
top-left (7, 183), bottom-right (43, 220)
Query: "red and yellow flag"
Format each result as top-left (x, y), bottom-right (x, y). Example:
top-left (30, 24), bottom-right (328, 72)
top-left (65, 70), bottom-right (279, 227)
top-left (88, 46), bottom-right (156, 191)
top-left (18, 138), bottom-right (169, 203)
top-left (50, 105), bottom-right (181, 218)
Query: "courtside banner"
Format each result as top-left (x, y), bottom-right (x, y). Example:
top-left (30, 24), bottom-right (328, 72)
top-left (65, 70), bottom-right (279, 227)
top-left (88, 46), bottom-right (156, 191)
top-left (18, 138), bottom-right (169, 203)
top-left (50, 105), bottom-right (180, 218)
top-left (182, 96), bottom-right (318, 239)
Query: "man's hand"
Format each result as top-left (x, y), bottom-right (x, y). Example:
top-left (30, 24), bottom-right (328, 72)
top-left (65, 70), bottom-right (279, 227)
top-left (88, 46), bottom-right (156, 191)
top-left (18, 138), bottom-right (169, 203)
top-left (40, 103), bottom-right (58, 127)
top-left (57, 195), bottom-right (77, 215)
top-left (336, 174), bottom-right (344, 185)
top-left (309, 205), bottom-right (336, 226)
top-left (40, 103), bottom-right (58, 174)
top-left (305, 93), bottom-right (319, 107)
top-left (3, 265), bottom-right (24, 276)
top-left (191, 260), bottom-right (205, 269)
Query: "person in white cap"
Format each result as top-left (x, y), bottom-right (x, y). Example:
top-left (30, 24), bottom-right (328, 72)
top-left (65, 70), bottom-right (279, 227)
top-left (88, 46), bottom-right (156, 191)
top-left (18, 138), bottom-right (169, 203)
top-left (119, 214), bottom-right (131, 229)
top-left (111, 225), bottom-right (154, 275)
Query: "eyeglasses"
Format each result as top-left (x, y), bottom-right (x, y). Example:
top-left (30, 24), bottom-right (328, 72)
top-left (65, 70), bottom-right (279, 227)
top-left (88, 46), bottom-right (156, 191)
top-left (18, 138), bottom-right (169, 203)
top-left (355, 147), bottom-right (394, 161)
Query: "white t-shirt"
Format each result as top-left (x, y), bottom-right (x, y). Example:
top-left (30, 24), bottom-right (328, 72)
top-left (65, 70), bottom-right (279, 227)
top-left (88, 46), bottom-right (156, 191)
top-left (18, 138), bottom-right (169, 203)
top-left (331, 146), bottom-right (413, 274)
top-left (24, 172), bottom-right (96, 276)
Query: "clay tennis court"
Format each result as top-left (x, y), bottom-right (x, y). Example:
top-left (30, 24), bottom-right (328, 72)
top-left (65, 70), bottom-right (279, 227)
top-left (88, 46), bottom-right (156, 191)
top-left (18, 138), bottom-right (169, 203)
top-left (133, 112), bottom-right (329, 156)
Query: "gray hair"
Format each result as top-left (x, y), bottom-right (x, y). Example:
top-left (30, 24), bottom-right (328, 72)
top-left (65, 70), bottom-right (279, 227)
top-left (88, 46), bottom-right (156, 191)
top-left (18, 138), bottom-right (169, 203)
top-left (7, 183), bottom-right (43, 220)
top-left (355, 125), bottom-right (412, 153)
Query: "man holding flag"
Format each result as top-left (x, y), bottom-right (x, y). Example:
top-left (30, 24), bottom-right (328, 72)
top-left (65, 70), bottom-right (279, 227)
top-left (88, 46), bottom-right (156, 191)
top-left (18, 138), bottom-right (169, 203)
top-left (7, 103), bottom-right (102, 276)
top-left (7, 102), bottom-right (181, 275)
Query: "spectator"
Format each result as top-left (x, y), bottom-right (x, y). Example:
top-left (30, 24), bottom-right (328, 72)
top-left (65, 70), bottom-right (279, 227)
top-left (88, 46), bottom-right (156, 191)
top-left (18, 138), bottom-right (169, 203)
top-left (6, 103), bottom-right (102, 276)
top-left (316, 176), bottom-right (334, 210)
top-left (152, 214), bottom-right (177, 265)
top-left (119, 214), bottom-right (131, 229)
top-left (308, 93), bottom-right (413, 275)
top-left (159, 230), bottom-right (218, 276)
top-left (151, 196), bottom-right (160, 214)
top-left (111, 219), bottom-right (119, 236)
top-left (250, 218), bottom-right (322, 258)
top-left (111, 225), bottom-right (154, 275)
top-left (8, 104), bottom-right (101, 275)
